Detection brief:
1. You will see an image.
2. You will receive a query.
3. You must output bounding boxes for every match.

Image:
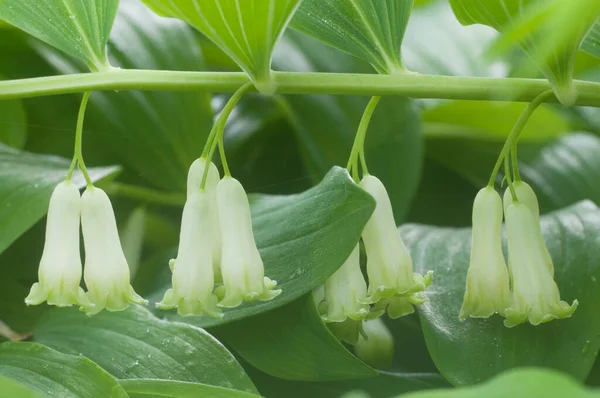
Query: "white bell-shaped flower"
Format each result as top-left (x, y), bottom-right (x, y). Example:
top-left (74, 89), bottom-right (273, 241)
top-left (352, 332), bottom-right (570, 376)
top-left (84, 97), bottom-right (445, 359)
top-left (186, 158), bottom-right (223, 283)
top-left (459, 187), bottom-right (512, 320)
top-left (319, 244), bottom-right (370, 323)
top-left (81, 187), bottom-right (147, 315)
top-left (503, 181), bottom-right (553, 275)
top-left (156, 191), bottom-right (222, 317)
top-left (503, 202), bottom-right (578, 327)
top-left (25, 181), bottom-right (92, 308)
top-left (354, 318), bottom-right (394, 369)
top-left (359, 175), bottom-right (432, 303)
top-left (215, 176), bottom-right (281, 308)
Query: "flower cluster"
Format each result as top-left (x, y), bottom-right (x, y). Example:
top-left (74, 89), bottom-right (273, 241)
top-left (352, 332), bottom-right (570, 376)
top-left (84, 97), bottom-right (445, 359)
top-left (157, 158), bottom-right (281, 317)
top-left (25, 181), bottom-right (147, 315)
top-left (460, 182), bottom-right (578, 327)
top-left (316, 174), bottom-right (433, 340)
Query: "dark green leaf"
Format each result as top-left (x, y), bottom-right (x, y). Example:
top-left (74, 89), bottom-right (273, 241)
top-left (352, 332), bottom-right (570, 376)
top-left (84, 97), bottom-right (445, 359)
top-left (273, 31), bottom-right (423, 221)
top-left (33, 305), bottom-right (258, 394)
top-left (160, 166), bottom-right (375, 327)
top-left (0, 0), bottom-right (118, 71)
top-left (119, 379), bottom-right (260, 398)
top-left (583, 23), bottom-right (600, 59)
top-left (215, 294), bottom-right (377, 381)
top-left (0, 144), bottom-right (119, 255)
top-left (36, 0), bottom-right (213, 191)
top-left (0, 95), bottom-right (26, 149)
top-left (290, 0), bottom-right (412, 73)
top-left (141, 0), bottom-right (301, 93)
top-left (406, 201), bottom-right (600, 385)
top-left (0, 342), bottom-right (127, 397)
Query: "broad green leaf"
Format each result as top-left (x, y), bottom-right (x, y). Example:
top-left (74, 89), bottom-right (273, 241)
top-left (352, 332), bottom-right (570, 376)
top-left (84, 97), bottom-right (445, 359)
top-left (33, 306), bottom-right (258, 394)
top-left (290, 0), bottom-right (412, 73)
top-left (449, 0), bottom-right (591, 105)
top-left (0, 95), bottom-right (26, 149)
top-left (156, 166), bottom-right (375, 327)
top-left (0, 0), bottom-right (118, 71)
top-left (246, 365), bottom-right (448, 398)
top-left (423, 101), bottom-right (568, 141)
top-left (0, 374), bottom-right (40, 398)
top-left (119, 379), bottom-right (260, 398)
top-left (0, 144), bottom-right (119, 255)
top-left (583, 23), bottom-right (600, 59)
top-left (404, 201), bottom-right (600, 385)
top-left (0, 342), bottom-right (127, 397)
top-left (141, 0), bottom-right (302, 94)
top-left (214, 294), bottom-right (377, 381)
top-left (36, 0), bottom-right (213, 191)
top-left (399, 368), bottom-right (599, 398)
top-left (273, 31), bottom-right (423, 221)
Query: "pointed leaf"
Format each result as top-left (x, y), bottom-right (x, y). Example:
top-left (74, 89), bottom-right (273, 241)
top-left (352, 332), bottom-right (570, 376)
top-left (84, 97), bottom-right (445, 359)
top-left (290, 0), bottom-right (412, 73)
top-left (0, 144), bottom-right (119, 255)
top-left (33, 306), bottom-right (258, 394)
top-left (405, 201), bottom-right (600, 385)
top-left (0, 0), bottom-right (118, 71)
top-left (119, 379), bottom-right (260, 398)
top-left (0, 342), bottom-right (128, 397)
top-left (583, 23), bottom-right (600, 59)
top-left (141, 0), bottom-right (302, 93)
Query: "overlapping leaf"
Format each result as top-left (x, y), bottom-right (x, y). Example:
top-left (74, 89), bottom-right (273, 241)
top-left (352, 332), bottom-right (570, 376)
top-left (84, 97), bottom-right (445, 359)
top-left (141, 0), bottom-right (302, 93)
top-left (0, 0), bottom-right (118, 71)
top-left (291, 0), bottom-right (412, 73)
top-left (119, 379), bottom-right (260, 398)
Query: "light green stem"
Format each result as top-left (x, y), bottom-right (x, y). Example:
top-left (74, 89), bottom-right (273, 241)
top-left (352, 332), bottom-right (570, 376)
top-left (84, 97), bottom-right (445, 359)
top-left (66, 92), bottom-right (93, 187)
top-left (487, 90), bottom-right (555, 187)
top-left (347, 96), bottom-right (381, 181)
top-left (1, 70), bottom-right (600, 106)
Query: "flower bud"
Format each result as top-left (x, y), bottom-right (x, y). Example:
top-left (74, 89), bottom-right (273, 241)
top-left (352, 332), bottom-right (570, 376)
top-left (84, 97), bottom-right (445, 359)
top-left (319, 245), bottom-right (370, 323)
top-left (25, 181), bottom-right (91, 308)
top-left (503, 202), bottom-right (577, 327)
top-left (328, 319), bottom-right (363, 346)
top-left (354, 318), bottom-right (394, 369)
top-left (459, 187), bottom-right (511, 320)
top-left (81, 187), bottom-right (147, 315)
top-left (157, 192), bottom-right (222, 317)
top-left (359, 175), bottom-right (432, 303)
top-left (215, 177), bottom-right (281, 308)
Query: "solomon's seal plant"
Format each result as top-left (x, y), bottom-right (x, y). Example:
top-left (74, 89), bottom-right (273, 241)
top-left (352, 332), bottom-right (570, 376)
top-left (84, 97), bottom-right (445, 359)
top-left (2, 0), bottom-right (600, 396)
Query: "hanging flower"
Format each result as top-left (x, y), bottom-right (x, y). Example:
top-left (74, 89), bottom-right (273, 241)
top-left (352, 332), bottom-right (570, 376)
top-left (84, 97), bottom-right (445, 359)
top-left (80, 187), bottom-right (147, 315)
top-left (319, 244), bottom-right (370, 323)
top-left (25, 181), bottom-right (92, 309)
top-left (373, 293), bottom-right (426, 320)
top-left (186, 158), bottom-right (223, 283)
top-left (156, 191), bottom-right (222, 317)
top-left (503, 201), bottom-right (578, 327)
top-left (354, 318), bottom-right (394, 369)
top-left (359, 175), bottom-right (432, 303)
top-left (459, 187), bottom-right (512, 320)
top-left (215, 176), bottom-right (281, 308)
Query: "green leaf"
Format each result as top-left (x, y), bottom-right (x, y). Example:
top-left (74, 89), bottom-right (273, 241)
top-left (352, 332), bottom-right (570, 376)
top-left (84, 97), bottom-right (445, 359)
top-left (141, 0), bottom-right (301, 94)
top-left (0, 144), bottom-right (119, 255)
top-left (33, 306), bottom-right (258, 394)
top-left (36, 0), bottom-right (213, 191)
top-left (215, 294), bottom-right (377, 381)
top-left (158, 166), bottom-right (375, 327)
top-left (449, 0), bottom-right (591, 105)
top-left (422, 101), bottom-right (568, 141)
top-left (0, 342), bottom-right (127, 397)
top-left (0, 95), bottom-right (26, 149)
top-left (274, 31), bottom-right (423, 221)
top-left (583, 23), bottom-right (600, 59)
top-left (404, 201), bottom-right (600, 385)
top-left (399, 368), bottom-right (599, 398)
top-left (0, 374), bottom-right (40, 398)
top-left (119, 379), bottom-right (260, 398)
top-left (290, 0), bottom-right (412, 73)
top-left (0, 0), bottom-right (118, 71)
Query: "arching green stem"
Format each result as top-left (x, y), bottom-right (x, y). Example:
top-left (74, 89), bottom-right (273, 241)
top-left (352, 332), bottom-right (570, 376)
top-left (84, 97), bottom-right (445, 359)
top-left (347, 96), bottom-right (381, 181)
top-left (66, 92), bottom-right (93, 187)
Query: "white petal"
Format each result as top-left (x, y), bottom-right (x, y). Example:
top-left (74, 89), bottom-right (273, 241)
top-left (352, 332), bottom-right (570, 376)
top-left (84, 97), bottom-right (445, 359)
top-left (187, 158), bottom-right (220, 196)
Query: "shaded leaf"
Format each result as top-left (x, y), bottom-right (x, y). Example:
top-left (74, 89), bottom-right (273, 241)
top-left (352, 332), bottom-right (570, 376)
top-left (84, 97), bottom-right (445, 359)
top-left (33, 306), bottom-right (258, 394)
top-left (0, 95), bottom-right (26, 149)
top-left (141, 0), bottom-right (301, 93)
top-left (119, 379), bottom-right (260, 398)
top-left (0, 0), bottom-right (118, 71)
top-left (0, 342), bottom-right (127, 397)
top-left (291, 0), bottom-right (412, 73)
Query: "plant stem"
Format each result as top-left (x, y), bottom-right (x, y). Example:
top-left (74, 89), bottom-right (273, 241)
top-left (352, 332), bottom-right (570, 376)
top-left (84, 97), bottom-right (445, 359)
top-left (487, 90), bottom-right (555, 187)
top-left (347, 96), bottom-right (381, 181)
top-left (66, 92), bottom-right (93, 187)
top-left (106, 182), bottom-right (186, 206)
top-left (1, 70), bottom-right (600, 106)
